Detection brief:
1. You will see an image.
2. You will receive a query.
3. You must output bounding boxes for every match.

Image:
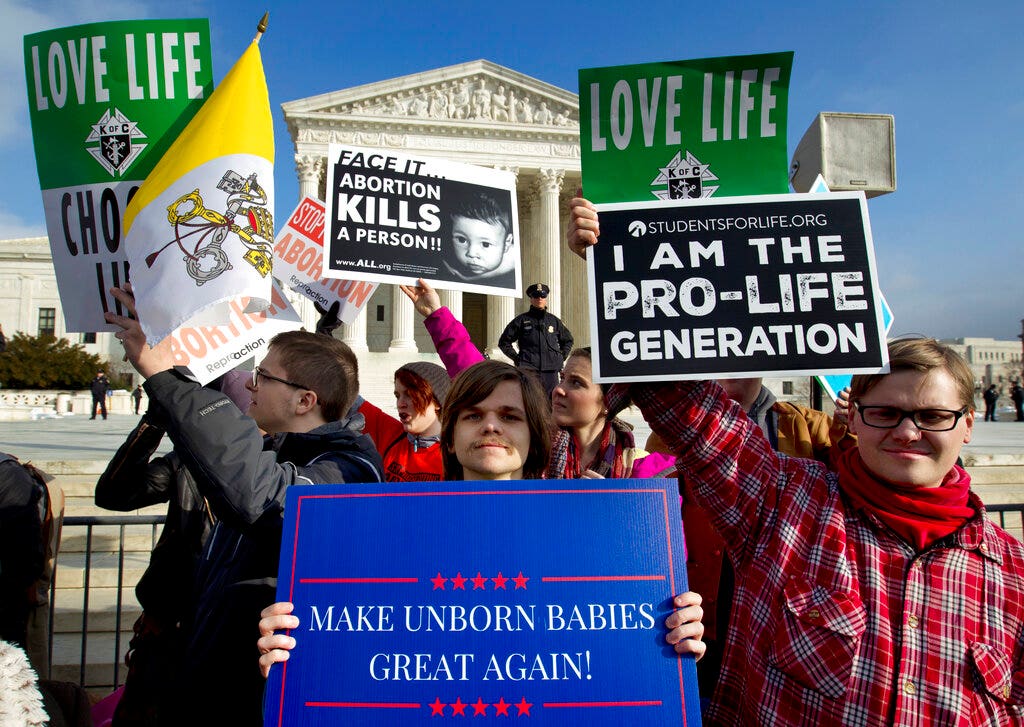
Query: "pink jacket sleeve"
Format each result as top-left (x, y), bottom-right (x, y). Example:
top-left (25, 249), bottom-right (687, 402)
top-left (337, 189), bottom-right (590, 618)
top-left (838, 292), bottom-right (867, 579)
top-left (629, 451), bottom-right (678, 479)
top-left (423, 307), bottom-right (485, 378)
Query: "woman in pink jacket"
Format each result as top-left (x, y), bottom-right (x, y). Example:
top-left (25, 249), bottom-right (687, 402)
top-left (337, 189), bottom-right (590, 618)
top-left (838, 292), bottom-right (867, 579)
top-left (402, 280), bottom-right (674, 481)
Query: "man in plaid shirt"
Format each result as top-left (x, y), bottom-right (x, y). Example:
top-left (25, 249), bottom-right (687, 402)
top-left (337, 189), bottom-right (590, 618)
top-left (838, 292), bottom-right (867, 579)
top-left (570, 197), bottom-right (1024, 726)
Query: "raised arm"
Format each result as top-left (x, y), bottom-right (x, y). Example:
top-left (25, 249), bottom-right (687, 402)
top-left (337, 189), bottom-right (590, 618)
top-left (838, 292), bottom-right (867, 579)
top-left (94, 416), bottom-right (175, 511)
top-left (401, 278), bottom-right (485, 377)
top-left (105, 286), bottom-right (369, 529)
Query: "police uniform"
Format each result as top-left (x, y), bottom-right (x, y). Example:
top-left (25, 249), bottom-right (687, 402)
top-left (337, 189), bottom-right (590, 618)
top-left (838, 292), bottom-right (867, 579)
top-left (498, 283), bottom-right (573, 395)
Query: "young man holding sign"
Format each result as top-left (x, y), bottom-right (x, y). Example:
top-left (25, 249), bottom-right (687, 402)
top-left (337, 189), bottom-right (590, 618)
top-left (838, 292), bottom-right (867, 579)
top-left (104, 285), bottom-right (384, 726)
top-left (257, 359), bottom-right (707, 677)
top-left (569, 197), bottom-right (1024, 725)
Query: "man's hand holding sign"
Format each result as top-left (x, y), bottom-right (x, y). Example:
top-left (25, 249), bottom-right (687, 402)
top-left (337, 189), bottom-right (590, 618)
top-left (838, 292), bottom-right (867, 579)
top-left (572, 192), bottom-right (888, 383)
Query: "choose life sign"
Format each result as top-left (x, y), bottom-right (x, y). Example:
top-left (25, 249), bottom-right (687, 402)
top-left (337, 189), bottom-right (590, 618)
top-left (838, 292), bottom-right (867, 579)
top-left (264, 479), bottom-right (699, 726)
top-left (587, 192), bottom-right (889, 383)
top-left (579, 52), bottom-right (793, 204)
top-left (23, 19), bottom-right (213, 332)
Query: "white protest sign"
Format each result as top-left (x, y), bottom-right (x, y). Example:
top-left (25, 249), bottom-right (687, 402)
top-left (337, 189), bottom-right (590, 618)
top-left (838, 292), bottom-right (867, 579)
top-left (165, 279), bottom-right (302, 385)
top-left (323, 144), bottom-right (521, 296)
top-left (272, 196), bottom-right (377, 323)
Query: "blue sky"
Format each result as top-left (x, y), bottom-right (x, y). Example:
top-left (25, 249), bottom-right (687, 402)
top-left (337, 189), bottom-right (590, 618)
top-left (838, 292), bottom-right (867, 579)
top-left (3, 0), bottom-right (1021, 340)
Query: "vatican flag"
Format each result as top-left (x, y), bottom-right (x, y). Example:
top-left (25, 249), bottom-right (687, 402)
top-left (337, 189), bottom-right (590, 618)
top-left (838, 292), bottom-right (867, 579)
top-left (123, 39), bottom-right (274, 344)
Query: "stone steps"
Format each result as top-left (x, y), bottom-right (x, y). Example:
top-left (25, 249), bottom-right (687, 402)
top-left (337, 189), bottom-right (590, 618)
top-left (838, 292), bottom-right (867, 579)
top-left (52, 585), bottom-right (142, 634)
top-left (50, 630), bottom-right (133, 687)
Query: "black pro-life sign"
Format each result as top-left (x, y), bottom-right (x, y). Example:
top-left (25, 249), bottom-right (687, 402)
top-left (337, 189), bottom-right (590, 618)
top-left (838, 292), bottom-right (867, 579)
top-left (587, 192), bottom-right (888, 382)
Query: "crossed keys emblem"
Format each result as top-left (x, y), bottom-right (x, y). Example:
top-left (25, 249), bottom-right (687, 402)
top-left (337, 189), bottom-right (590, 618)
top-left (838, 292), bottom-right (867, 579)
top-left (145, 170), bottom-right (274, 285)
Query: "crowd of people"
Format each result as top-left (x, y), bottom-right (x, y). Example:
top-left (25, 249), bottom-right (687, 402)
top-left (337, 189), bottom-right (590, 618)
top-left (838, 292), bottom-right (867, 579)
top-left (5, 194), bottom-right (1022, 726)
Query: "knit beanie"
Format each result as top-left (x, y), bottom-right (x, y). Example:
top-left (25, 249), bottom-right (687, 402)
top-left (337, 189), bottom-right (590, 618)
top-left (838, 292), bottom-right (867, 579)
top-left (397, 361), bottom-right (451, 406)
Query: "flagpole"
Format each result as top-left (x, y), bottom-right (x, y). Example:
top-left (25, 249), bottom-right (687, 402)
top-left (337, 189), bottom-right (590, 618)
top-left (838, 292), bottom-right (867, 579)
top-left (253, 12), bottom-right (269, 43)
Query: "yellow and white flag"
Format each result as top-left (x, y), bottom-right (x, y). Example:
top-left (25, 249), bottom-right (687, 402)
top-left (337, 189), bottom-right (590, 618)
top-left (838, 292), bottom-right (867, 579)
top-left (124, 40), bottom-right (274, 344)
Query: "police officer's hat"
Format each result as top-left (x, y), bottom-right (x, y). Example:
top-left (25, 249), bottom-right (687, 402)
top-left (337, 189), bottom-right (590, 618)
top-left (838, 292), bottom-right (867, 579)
top-left (526, 283), bottom-right (550, 298)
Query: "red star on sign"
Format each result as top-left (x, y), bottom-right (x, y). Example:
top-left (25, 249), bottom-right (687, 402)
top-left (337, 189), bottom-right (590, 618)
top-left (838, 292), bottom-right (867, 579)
top-left (471, 571), bottom-right (488, 590)
top-left (471, 697), bottom-right (489, 716)
top-left (512, 571), bottom-right (529, 589)
top-left (492, 571), bottom-right (509, 590)
top-left (515, 697), bottom-right (533, 716)
top-left (493, 697), bottom-right (511, 716)
top-left (450, 697), bottom-right (468, 716)
top-left (431, 572), bottom-right (447, 590)
top-left (451, 572), bottom-right (468, 590)
top-left (429, 697), bottom-right (446, 716)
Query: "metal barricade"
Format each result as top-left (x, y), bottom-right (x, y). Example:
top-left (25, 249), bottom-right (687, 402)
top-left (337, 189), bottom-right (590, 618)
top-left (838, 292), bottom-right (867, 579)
top-left (48, 505), bottom-right (1024, 690)
top-left (51, 515), bottom-right (165, 689)
top-left (986, 503), bottom-right (1024, 542)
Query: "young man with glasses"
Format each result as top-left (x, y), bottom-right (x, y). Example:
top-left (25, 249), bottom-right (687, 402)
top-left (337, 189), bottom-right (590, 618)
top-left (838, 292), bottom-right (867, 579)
top-left (103, 286), bottom-right (383, 727)
top-left (569, 197), bottom-right (1024, 725)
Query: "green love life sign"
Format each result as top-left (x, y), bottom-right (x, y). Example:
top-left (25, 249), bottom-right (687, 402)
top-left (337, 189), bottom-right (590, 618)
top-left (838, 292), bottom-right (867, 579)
top-left (25, 18), bottom-right (213, 187)
top-left (23, 18), bottom-right (213, 331)
top-left (579, 52), bottom-right (793, 204)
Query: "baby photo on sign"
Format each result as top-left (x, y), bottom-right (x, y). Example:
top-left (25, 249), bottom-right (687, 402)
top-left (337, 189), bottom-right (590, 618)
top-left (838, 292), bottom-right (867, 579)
top-left (322, 143), bottom-right (521, 297)
top-left (440, 181), bottom-right (516, 289)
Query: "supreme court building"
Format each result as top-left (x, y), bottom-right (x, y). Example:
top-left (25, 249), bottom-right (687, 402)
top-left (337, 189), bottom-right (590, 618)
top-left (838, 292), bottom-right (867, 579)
top-left (282, 59), bottom-right (588, 361)
top-left (1, 60), bottom-right (587, 398)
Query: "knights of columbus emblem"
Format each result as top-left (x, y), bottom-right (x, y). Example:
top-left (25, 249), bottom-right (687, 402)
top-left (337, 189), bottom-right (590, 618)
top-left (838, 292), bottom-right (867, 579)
top-left (650, 151), bottom-right (719, 200)
top-left (85, 109), bottom-right (147, 177)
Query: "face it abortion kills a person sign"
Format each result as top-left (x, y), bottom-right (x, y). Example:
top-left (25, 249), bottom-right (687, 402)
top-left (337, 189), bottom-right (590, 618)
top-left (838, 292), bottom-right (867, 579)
top-left (321, 144), bottom-right (521, 297)
top-left (264, 479), bottom-right (699, 726)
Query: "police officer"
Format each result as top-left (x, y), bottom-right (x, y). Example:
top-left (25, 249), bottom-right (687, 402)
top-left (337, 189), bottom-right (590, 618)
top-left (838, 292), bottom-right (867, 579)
top-left (498, 283), bottom-right (573, 395)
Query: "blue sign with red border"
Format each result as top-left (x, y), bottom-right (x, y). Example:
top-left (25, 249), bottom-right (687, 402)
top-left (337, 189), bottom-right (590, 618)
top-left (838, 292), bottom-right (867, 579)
top-left (264, 478), bottom-right (700, 725)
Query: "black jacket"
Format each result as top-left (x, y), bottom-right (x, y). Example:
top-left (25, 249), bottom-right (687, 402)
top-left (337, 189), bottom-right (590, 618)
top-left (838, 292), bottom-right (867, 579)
top-left (0, 455), bottom-right (45, 649)
top-left (90, 375), bottom-right (107, 399)
top-left (140, 369), bottom-right (384, 725)
top-left (95, 417), bottom-right (214, 624)
top-left (498, 307), bottom-right (573, 372)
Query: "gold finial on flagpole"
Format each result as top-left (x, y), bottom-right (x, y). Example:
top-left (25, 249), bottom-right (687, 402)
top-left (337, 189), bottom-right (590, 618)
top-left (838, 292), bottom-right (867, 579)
top-left (254, 12), bottom-right (269, 43)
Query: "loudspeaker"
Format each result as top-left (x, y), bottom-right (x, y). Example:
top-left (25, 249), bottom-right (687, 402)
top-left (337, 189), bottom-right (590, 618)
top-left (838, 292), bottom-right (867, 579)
top-left (790, 113), bottom-right (896, 198)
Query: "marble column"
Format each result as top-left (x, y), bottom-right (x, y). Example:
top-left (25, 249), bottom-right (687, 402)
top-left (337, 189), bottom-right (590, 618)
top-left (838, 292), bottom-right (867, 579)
top-left (439, 289), bottom-right (463, 321)
top-left (340, 308), bottom-right (369, 353)
top-left (487, 296), bottom-right (515, 361)
top-left (388, 286), bottom-right (417, 352)
top-left (537, 168), bottom-right (564, 316)
top-left (295, 154), bottom-right (323, 200)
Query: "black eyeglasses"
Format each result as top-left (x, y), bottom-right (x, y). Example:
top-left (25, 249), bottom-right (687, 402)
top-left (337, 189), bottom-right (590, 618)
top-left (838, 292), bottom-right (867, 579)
top-left (856, 405), bottom-right (969, 432)
top-left (252, 366), bottom-right (309, 390)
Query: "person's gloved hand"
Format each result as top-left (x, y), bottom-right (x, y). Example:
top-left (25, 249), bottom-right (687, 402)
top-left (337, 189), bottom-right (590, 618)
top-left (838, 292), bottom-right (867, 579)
top-left (314, 300), bottom-right (342, 337)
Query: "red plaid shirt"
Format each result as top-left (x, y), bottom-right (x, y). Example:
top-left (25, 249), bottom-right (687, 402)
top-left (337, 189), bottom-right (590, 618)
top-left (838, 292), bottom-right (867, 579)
top-left (625, 380), bottom-right (1024, 726)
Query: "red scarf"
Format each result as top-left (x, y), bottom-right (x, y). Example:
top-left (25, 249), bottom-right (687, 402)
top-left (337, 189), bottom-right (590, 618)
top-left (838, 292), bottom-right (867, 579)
top-left (550, 419), bottom-right (634, 479)
top-left (836, 447), bottom-right (975, 551)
